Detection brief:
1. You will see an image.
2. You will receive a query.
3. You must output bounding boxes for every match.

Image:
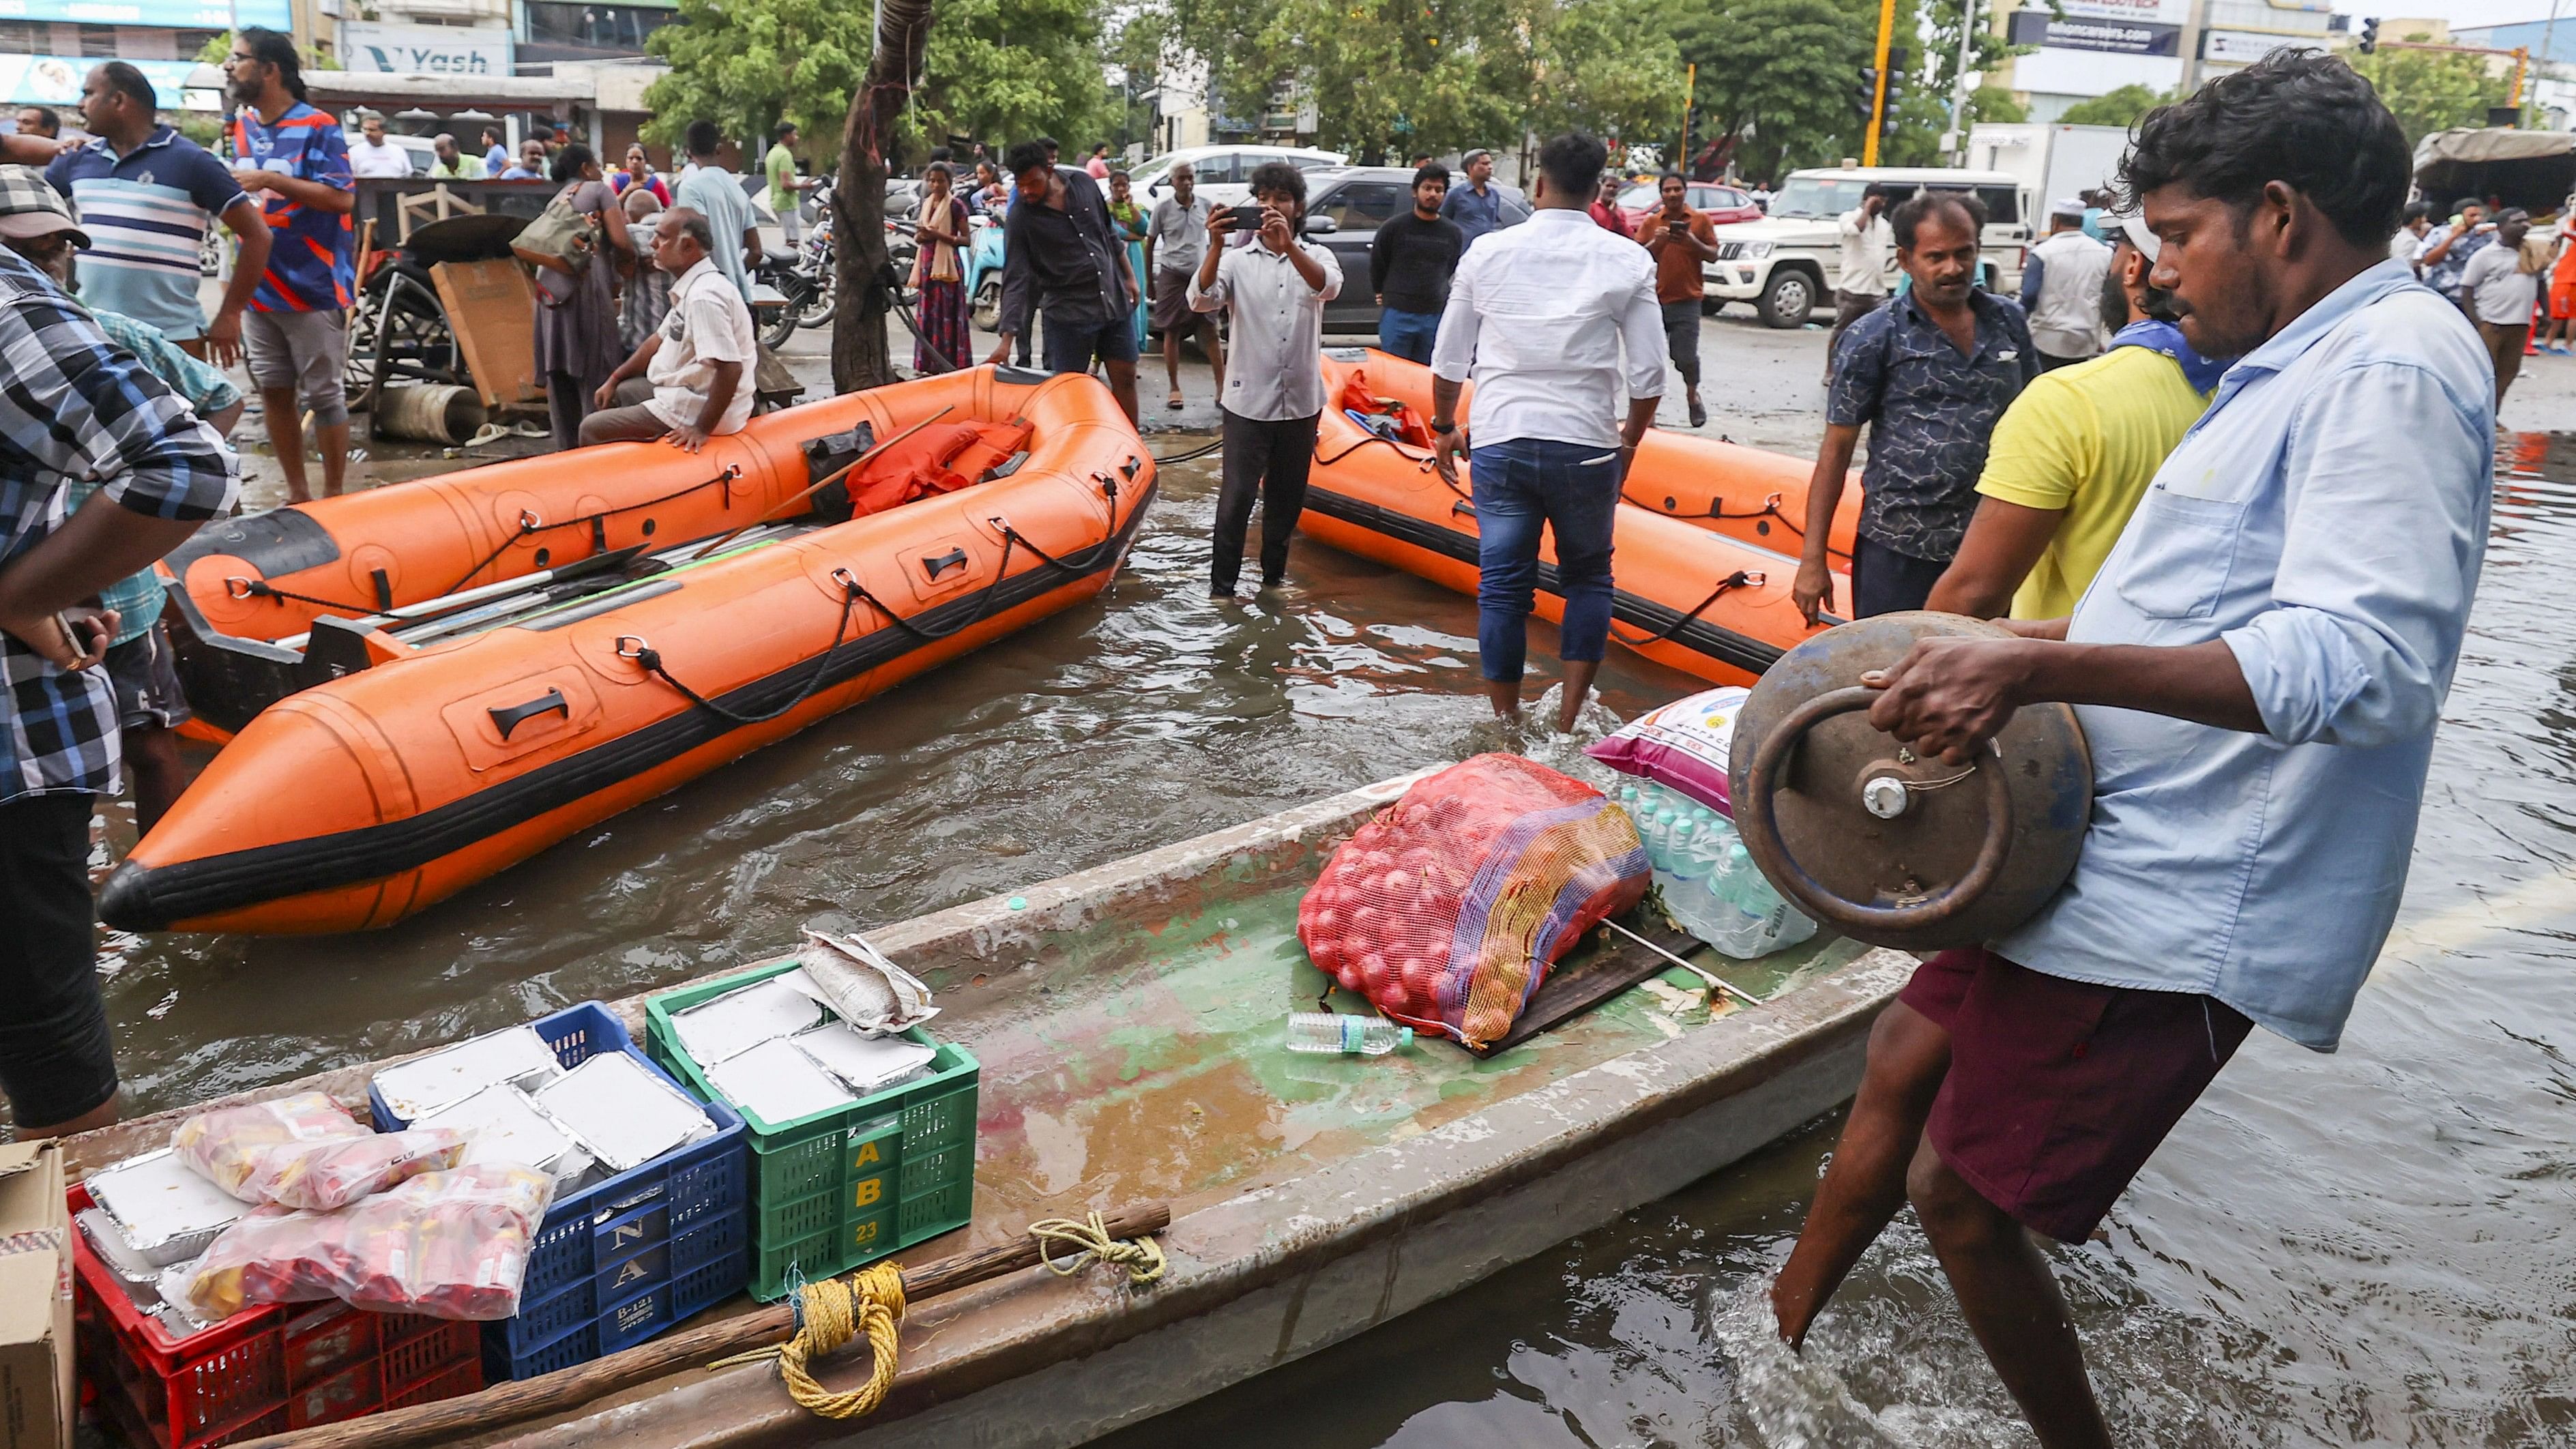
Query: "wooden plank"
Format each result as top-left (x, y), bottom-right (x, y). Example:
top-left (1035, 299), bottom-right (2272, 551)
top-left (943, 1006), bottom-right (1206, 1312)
top-left (1468, 913), bottom-right (1714, 1058)
top-left (430, 257), bottom-right (540, 410)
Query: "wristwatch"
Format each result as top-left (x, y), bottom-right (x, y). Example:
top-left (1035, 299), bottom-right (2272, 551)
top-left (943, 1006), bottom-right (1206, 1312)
top-left (1429, 418), bottom-right (1458, 436)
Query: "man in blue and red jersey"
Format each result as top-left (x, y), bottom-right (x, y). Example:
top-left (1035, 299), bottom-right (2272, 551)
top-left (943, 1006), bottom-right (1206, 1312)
top-left (224, 27), bottom-right (354, 501)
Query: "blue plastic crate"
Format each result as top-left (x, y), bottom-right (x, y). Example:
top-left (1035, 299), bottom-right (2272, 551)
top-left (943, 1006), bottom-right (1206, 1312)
top-left (368, 1002), bottom-right (751, 1381)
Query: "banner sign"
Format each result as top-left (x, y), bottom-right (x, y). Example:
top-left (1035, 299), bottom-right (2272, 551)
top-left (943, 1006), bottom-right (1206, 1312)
top-left (338, 23), bottom-right (515, 75)
top-left (2008, 8), bottom-right (2182, 55)
top-left (0, 0), bottom-right (289, 26)
top-left (0, 55), bottom-right (209, 110)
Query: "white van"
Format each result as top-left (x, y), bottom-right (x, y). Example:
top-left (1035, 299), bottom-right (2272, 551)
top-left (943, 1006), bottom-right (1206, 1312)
top-left (1704, 166), bottom-right (2036, 327)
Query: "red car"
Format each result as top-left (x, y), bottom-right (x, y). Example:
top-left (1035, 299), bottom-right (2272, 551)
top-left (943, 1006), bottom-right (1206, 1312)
top-left (1616, 181), bottom-right (1761, 233)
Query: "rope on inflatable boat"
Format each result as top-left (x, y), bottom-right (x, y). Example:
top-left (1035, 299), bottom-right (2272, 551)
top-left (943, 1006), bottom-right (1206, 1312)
top-left (1607, 569), bottom-right (1761, 648)
top-left (624, 579), bottom-right (864, 727)
top-left (444, 466), bottom-right (745, 596)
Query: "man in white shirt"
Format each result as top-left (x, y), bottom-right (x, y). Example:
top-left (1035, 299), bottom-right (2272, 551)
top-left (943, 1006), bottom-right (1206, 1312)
top-left (1145, 159), bottom-right (1222, 410)
top-left (1427, 130), bottom-right (1663, 732)
top-left (2390, 199), bottom-right (2431, 271)
top-left (1188, 159), bottom-right (1341, 598)
top-left (1829, 184), bottom-right (1896, 381)
top-left (2018, 199), bottom-right (2112, 368)
top-left (2459, 205), bottom-right (2537, 403)
top-left (347, 113), bottom-right (410, 179)
top-left (581, 207), bottom-right (755, 449)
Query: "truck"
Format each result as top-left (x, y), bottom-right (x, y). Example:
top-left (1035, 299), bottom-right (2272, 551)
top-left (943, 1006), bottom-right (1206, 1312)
top-left (1702, 165), bottom-right (2035, 327)
top-left (1965, 122), bottom-right (2132, 216)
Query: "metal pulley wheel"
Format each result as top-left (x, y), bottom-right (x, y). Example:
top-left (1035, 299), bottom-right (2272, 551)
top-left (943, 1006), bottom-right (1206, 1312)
top-left (1725, 612), bottom-right (2092, 952)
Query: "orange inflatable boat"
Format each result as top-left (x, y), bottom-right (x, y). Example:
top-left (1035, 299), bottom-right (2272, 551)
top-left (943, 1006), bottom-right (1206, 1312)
top-left (103, 367), bottom-right (1153, 935)
top-left (1301, 351), bottom-right (1850, 684)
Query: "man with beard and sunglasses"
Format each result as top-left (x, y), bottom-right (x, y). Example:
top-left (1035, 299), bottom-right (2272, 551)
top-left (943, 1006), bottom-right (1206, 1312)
top-left (1927, 211), bottom-right (2231, 620)
top-left (1767, 53), bottom-right (2490, 1448)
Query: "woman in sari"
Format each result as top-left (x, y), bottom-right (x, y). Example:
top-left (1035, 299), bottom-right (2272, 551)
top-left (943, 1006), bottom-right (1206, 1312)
top-left (911, 162), bottom-right (972, 374)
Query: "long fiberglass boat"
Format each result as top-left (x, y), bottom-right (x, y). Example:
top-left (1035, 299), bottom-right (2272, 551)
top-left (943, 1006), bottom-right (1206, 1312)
top-left (63, 771), bottom-right (1909, 1449)
top-left (1301, 349), bottom-right (1857, 684)
top-left (100, 367), bottom-right (1156, 935)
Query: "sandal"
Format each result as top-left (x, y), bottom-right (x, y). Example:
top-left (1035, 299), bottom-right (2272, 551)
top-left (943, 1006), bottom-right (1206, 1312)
top-left (1167, 390), bottom-right (1184, 411)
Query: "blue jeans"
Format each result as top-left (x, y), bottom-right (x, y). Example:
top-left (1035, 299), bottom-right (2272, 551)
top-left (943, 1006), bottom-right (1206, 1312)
top-left (1471, 437), bottom-right (1620, 683)
top-left (1377, 308), bottom-right (1441, 364)
top-left (1043, 306), bottom-right (1141, 373)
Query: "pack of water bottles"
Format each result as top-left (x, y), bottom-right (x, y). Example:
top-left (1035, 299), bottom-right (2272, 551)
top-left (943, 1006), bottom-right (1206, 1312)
top-left (1613, 779), bottom-right (1817, 959)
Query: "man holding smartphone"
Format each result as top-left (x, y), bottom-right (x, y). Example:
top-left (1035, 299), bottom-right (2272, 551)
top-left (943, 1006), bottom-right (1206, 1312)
top-left (0, 239), bottom-right (237, 1141)
top-left (1643, 171), bottom-right (1717, 428)
top-left (1190, 162), bottom-right (1341, 598)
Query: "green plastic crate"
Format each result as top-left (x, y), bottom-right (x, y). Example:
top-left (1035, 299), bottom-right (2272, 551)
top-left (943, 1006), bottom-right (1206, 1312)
top-left (645, 961), bottom-right (980, 1300)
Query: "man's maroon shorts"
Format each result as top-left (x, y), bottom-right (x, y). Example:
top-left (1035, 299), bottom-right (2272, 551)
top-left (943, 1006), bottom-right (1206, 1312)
top-left (1899, 946), bottom-right (2253, 1243)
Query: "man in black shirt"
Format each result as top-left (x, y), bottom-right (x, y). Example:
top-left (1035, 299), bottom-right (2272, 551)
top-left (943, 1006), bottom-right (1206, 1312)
top-left (986, 138), bottom-right (1141, 422)
top-left (1370, 163), bottom-right (1464, 364)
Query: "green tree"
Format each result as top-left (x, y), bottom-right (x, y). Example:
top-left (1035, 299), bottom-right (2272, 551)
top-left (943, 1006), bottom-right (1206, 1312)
top-left (2352, 37), bottom-right (2513, 147)
top-left (916, 0), bottom-right (1118, 147)
top-left (1673, 0), bottom-right (1878, 179)
top-left (2056, 82), bottom-right (2176, 128)
top-left (1156, 0), bottom-right (1676, 161)
top-left (641, 0), bottom-right (867, 153)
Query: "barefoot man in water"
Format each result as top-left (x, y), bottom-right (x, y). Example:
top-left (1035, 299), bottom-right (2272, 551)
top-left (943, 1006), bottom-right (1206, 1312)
top-left (1767, 54), bottom-right (2493, 1446)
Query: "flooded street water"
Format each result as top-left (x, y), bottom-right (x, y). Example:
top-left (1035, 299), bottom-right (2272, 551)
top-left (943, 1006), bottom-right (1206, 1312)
top-left (1100, 434), bottom-right (2576, 1448)
top-left (92, 454), bottom-right (1713, 1116)
top-left (79, 378), bottom-right (2576, 1444)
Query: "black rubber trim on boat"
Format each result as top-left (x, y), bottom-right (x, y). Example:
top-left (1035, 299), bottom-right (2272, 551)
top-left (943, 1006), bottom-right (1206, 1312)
top-left (160, 508), bottom-right (341, 584)
top-left (1298, 484), bottom-right (1786, 679)
top-left (97, 482), bottom-right (1160, 932)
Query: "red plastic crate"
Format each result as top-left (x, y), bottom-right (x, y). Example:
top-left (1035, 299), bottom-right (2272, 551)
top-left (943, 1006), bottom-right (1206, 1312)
top-left (69, 1184), bottom-right (483, 1449)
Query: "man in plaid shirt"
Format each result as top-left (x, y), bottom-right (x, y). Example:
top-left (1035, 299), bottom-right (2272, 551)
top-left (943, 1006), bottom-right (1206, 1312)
top-left (0, 220), bottom-right (235, 1139)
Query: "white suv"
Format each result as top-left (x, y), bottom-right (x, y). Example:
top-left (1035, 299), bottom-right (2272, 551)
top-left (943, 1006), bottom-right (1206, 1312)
top-left (1131, 145), bottom-right (1350, 207)
top-left (1706, 166), bottom-right (2034, 328)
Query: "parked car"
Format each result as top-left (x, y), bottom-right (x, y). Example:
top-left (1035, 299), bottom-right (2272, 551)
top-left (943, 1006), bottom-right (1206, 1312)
top-left (1131, 144), bottom-right (1350, 207)
top-left (1615, 180), bottom-right (1760, 233)
top-left (1275, 166), bottom-right (1521, 335)
top-left (1703, 165), bottom-right (2034, 328)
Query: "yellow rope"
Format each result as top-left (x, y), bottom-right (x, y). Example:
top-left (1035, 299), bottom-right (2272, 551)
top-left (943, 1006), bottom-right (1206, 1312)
top-left (706, 1261), bottom-right (908, 1420)
top-left (1027, 1211), bottom-right (1167, 1286)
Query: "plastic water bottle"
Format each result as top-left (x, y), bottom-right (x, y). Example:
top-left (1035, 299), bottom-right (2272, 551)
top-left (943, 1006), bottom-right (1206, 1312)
top-left (1667, 816), bottom-right (1710, 879)
top-left (1287, 1012), bottom-right (1415, 1055)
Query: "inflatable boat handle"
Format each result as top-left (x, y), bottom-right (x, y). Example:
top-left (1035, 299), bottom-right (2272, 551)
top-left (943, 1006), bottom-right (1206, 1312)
top-left (488, 688), bottom-right (569, 740)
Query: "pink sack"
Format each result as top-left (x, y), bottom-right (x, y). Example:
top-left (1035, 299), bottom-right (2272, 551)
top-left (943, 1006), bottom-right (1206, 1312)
top-left (1585, 686), bottom-right (1751, 817)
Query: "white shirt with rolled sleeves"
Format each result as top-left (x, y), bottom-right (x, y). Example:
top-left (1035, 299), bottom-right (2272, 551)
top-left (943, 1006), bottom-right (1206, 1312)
top-left (1995, 261), bottom-right (2493, 1051)
top-left (1188, 236), bottom-right (1341, 422)
top-left (645, 258), bottom-right (757, 436)
top-left (1428, 208), bottom-right (1664, 450)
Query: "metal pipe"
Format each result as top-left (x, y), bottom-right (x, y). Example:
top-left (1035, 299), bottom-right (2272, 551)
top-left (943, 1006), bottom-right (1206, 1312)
top-left (1600, 919), bottom-right (1767, 1008)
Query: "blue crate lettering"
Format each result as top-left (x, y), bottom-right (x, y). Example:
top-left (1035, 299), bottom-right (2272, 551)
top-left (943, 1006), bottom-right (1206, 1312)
top-left (368, 1002), bottom-right (750, 1381)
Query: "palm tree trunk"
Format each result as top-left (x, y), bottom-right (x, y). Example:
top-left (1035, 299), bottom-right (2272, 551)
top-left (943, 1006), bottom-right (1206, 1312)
top-left (830, 0), bottom-right (933, 393)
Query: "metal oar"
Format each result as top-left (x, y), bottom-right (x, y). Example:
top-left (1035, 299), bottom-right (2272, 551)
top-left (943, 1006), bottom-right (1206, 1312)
top-left (1601, 918), bottom-right (1766, 1008)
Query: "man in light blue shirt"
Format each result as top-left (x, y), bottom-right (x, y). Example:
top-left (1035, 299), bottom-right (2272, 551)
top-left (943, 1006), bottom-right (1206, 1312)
top-left (670, 119), bottom-right (761, 305)
top-left (1769, 53), bottom-right (2491, 1448)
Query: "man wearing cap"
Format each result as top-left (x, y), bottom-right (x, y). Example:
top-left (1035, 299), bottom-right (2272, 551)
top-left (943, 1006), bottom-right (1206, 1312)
top-left (1929, 213), bottom-right (2227, 621)
top-left (1441, 149), bottom-right (1508, 248)
top-left (0, 166), bottom-right (241, 832)
top-left (2019, 199), bottom-right (2112, 370)
top-left (0, 162), bottom-right (237, 1142)
top-left (48, 61), bottom-right (272, 368)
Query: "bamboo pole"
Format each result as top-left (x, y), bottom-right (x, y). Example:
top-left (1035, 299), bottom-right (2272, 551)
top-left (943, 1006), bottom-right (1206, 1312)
top-left (233, 1202), bottom-right (1173, 1449)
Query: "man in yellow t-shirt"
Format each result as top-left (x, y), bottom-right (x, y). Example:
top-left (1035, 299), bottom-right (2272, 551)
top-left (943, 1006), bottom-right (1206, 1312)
top-left (1927, 214), bottom-right (2230, 620)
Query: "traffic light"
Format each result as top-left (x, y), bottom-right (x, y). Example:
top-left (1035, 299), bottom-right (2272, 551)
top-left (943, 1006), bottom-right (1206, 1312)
top-left (1855, 66), bottom-right (1880, 119)
top-left (2359, 16), bottom-right (2378, 53)
top-left (1882, 46), bottom-right (1908, 134)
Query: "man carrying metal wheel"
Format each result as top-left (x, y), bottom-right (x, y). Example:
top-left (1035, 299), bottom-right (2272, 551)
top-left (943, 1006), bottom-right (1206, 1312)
top-left (1765, 53), bottom-right (2493, 1449)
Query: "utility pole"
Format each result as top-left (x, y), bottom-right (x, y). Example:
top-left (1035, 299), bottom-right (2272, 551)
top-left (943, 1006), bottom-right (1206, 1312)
top-left (1864, 0), bottom-right (1896, 166)
top-left (1943, 0), bottom-right (1978, 165)
top-left (1682, 61), bottom-right (1696, 175)
top-left (2178, 0), bottom-right (2212, 91)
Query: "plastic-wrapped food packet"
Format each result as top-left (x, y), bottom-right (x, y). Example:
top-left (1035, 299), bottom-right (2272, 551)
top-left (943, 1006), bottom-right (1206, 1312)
top-left (172, 1093), bottom-right (469, 1212)
top-left (175, 1162), bottom-right (555, 1322)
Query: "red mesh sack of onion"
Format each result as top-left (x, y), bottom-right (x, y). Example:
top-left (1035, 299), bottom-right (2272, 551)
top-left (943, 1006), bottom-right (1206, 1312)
top-left (1297, 754), bottom-right (1649, 1049)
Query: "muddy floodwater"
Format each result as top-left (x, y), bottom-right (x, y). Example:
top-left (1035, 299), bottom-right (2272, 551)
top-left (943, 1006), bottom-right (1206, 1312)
top-left (86, 433), bottom-right (2576, 1446)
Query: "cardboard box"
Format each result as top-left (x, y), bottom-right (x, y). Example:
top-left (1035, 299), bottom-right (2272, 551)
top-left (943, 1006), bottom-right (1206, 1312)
top-left (0, 1141), bottom-right (70, 1449)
